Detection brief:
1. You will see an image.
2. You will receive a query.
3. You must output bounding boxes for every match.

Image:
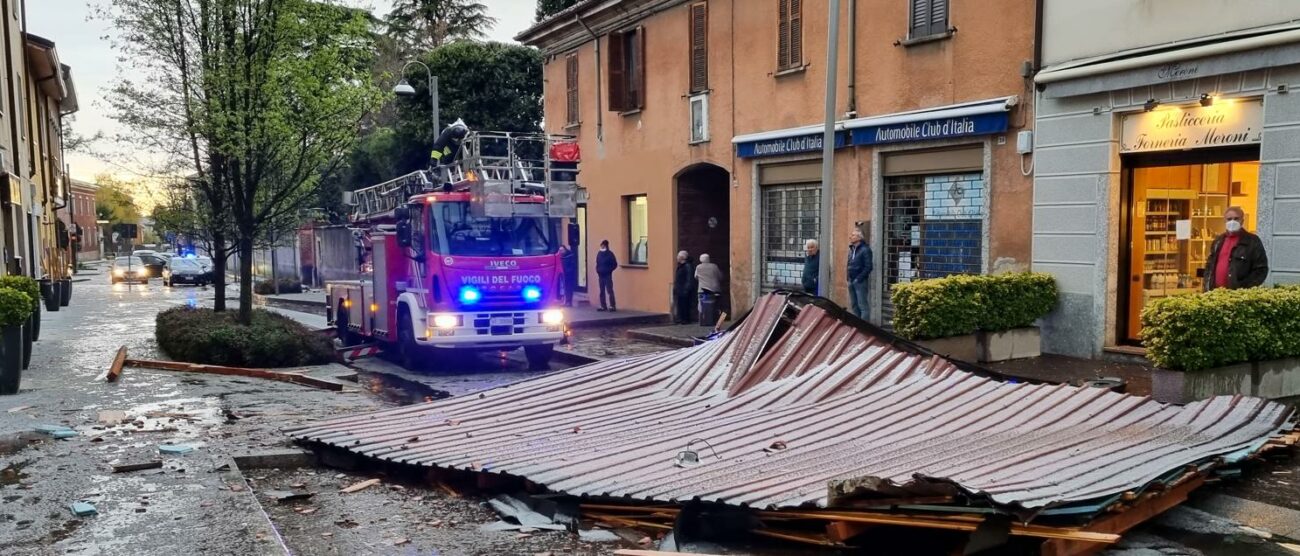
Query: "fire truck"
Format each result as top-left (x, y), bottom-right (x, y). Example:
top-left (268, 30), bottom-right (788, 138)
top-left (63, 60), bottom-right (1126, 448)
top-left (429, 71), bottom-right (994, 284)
top-left (327, 130), bottom-right (579, 369)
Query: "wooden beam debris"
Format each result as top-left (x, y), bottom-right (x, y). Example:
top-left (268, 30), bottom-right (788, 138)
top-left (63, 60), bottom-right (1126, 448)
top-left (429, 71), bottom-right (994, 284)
top-left (123, 358), bottom-right (343, 391)
top-left (106, 346), bottom-right (128, 382)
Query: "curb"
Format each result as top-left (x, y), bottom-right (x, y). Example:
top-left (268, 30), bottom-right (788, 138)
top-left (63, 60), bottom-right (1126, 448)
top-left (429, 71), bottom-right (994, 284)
top-left (566, 313), bottom-right (671, 330)
top-left (552, 348), bottom-right (603, 366)
top-left (252, 293), bottom-right (324, 312)
top-left (626, 329), bottom-right (700, 348)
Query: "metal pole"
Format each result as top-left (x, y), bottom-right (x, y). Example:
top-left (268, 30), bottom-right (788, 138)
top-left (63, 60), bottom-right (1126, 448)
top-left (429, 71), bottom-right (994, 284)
top-left (818, 0), bottom-right (841, 298)
top-left (430, 75), bottom-right (440, 134)
top-left (271, 230), bottom-right (279, 295)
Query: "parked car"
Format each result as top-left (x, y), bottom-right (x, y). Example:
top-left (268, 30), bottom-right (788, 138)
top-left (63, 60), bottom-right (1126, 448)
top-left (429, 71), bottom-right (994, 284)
top-left (110, 256), bottom-right (150, 284)
top-left (195, 256), bottom-right (215, 279)
top-left (163, 258), bottom-right (208, 287)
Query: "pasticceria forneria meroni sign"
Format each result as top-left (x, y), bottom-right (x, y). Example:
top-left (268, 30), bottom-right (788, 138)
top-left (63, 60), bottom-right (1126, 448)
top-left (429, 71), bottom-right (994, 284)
top-left (1121, 98), bottom-right (1263, 153)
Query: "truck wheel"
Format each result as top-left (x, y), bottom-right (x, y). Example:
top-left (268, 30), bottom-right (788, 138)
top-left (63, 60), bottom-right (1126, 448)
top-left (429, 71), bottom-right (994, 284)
top-left (524, 344), bottom-right (554, 370)
top-left (397, 309), bottom-right (420, 370)
top-left (336, 301), bottom-right (356, 347)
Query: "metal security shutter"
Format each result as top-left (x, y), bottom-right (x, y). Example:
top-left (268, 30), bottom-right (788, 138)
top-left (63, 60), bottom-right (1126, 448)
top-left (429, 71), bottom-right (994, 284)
top-left (881, 172), bottom-right (986, 329)
top-left (760, 183), bottom-right (820, 293)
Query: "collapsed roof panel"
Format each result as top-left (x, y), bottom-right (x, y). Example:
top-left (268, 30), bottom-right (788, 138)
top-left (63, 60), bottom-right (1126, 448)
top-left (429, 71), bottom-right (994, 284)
top-left (288, 293), bottom-right (1293, 516)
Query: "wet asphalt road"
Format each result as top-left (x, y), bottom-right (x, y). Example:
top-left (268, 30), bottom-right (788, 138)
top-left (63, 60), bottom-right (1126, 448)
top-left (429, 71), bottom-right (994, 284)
top-left (0, 266), bottom-right (595, 555)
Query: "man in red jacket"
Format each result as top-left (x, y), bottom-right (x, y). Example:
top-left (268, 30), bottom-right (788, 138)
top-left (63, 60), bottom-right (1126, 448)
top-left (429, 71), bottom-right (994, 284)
top-left (1202, 206), bottom-right (1269, 290)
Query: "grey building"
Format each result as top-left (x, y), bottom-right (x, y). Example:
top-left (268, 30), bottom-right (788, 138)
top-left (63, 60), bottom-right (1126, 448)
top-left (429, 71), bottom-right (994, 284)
top-left (1032, 1), bottom-right (1300, 358)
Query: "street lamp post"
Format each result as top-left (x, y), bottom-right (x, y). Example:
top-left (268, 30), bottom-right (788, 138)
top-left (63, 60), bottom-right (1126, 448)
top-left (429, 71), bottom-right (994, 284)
top-left (818, 0), bottom-right (841, 302)
top-left (394, 60), bottom-right (439, 134)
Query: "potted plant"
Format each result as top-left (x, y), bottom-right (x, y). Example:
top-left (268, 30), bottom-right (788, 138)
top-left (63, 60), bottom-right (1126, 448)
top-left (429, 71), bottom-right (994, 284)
top-left (0, 287), bottom-right (32, 395)
top-left (59, 277), bottom-right (71, 306)
top-left (45, 280), bottom-right (60, 312)
top-left (1, 276), bottom-right (41, 342)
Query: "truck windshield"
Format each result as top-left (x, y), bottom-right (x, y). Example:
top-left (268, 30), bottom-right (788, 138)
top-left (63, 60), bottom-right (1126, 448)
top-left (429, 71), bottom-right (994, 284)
top-left (432, 201), bottom-right (557, 257)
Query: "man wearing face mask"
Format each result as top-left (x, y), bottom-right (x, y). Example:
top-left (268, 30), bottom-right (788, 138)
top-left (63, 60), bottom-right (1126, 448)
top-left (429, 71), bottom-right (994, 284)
top-left (1202, 206), bottom-right (1269, 290)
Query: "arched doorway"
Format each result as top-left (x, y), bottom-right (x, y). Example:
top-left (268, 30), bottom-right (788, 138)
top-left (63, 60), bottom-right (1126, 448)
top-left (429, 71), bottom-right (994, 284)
top-left (676, 163), bottom-right (731, 313)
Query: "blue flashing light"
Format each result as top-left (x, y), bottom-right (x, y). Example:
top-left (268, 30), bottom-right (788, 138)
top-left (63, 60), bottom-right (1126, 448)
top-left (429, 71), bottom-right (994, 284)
top-left (458, 286), bottom-right (482, 305)
top-left (522, 285), bottom-right (542, 302)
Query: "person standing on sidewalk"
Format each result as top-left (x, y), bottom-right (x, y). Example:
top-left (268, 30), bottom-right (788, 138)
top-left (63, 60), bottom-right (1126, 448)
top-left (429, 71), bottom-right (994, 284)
top-left (1203, 206), bottom-right (1269, 290)
top-left (558, 244), bottom-right (578, 307)
top-left (846, 230), bottom-right (872, 320)
top-left (595, 240), bottom-right (618, 312)
top-left (802, 239), bottom-right (820, 294)
top-left (673, 250), bottom-right (696, 324)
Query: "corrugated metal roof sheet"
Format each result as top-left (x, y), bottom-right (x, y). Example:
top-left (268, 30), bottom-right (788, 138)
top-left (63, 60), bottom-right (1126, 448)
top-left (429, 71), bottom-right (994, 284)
top-left (288, 294), bottom-right (1294, 513)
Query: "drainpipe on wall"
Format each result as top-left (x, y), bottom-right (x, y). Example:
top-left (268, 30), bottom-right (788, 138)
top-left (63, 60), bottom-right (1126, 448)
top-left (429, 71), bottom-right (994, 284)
top-left (576, 14), bottom-right (604, 142)
top-left (846, 0), bottom-right (857, 118)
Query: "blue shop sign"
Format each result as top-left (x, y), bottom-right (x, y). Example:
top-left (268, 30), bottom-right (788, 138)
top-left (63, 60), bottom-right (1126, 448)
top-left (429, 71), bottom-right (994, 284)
top-left (735, 131), bottom-right (849, 158)
top-left (850, 111), bottom-right (1008, 146)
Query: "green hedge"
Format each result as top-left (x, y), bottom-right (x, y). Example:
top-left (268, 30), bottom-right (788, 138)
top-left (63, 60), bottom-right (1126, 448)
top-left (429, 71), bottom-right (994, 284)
top-left (0, 287), bottom-right (32, 327)
top-left (155, 307), bottom-right (334, 368)
top-left (0, 276), bottom-right (39, 312)
top-left (890, 272), bottom-right (1059, 340)
top-left (1141, 285), bottom-right (1300, 371)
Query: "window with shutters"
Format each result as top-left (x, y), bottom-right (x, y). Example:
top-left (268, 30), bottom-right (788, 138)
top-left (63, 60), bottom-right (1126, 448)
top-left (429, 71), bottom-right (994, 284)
top-left (689, 3), bottom-right (708, 93)
top-left (777, 0), bottom-right (803, 71)
top-left (606, 27), bottom-right (646, 113)
top-left (908, 0), bottom-right (950, 39)
top-left (564, 54), bottom-right (579, 126)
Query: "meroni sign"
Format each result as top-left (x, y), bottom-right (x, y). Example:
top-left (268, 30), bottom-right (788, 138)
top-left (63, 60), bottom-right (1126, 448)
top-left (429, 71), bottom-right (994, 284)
top-left (1120, 99), bottom-right (1263, 153)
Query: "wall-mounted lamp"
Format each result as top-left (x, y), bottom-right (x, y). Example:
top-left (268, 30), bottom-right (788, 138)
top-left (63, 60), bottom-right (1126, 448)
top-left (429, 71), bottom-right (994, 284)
top-left (1143, 99), bottom-right (1160, 112)
top-left (1199, 93), bottom-right (1214, 107)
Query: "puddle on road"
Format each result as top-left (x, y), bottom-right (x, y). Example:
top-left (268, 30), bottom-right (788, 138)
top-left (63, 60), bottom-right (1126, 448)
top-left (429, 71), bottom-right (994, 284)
top-left (352, 371), bottom-right (450, 406)
top-left (87, 398), bottom-right (227, 440)
top-left (1, 459), bottom-right (32, 485)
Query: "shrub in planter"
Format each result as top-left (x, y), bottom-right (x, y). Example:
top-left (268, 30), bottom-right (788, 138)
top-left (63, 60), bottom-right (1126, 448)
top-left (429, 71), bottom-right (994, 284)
top-left (1, 276), bottom-right (40, 342)
top-left (253, 278), bottom-right (304, 295)
top-left (891, 272), bottom-right (1058, 340)
top-left (0, 287), bottom-right (32, 394)
top-left (155, 306), bottom-right (333, 368)
top-left (1141, 285), bottom-right (1300, 371)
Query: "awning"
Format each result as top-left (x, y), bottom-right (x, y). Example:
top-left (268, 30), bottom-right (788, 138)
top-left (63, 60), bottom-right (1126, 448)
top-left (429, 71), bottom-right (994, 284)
top-left (732, 96), bottom-right (1016, 159)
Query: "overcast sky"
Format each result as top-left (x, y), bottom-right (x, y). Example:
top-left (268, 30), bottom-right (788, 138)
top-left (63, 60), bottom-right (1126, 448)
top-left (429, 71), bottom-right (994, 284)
top-left (28, 0), bottom-right (538, 182)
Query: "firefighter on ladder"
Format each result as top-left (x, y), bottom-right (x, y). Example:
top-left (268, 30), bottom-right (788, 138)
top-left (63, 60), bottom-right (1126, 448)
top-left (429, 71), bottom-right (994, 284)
top-left (429, 119), bottom-right (470, 186)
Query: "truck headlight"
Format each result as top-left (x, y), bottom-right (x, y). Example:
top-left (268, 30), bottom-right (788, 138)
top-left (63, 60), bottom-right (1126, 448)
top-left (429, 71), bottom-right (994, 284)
top-left (541, 310), bottom-right (564, 325)
top-left (432, 314), bottom-right (460, 329)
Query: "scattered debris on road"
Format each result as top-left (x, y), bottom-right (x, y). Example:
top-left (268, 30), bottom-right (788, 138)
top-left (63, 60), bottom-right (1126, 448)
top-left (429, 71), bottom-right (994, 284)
top-left (339, 478), bottom-right (381, 493)
top-left (106, 345), bottom-right (127, 382)
top-left (159, 444), bottom-right (196, 455)
top-left (68, 502), bottom-right (97, 517)
top-left (106, 347), bottom-right (344, 391)
top-left (111, 461), bottom-right (163, 473)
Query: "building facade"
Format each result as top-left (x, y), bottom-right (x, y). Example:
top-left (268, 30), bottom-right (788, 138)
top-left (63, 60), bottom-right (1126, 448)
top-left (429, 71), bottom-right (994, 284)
top-left (1032, 0), bottom-right (1300, 358)
top-left (519, 0), bottom-right (1038, 320)
top-left (0, 0), bottom-right (78, 283)
top-left (62, 178), bottom-right (99, 261)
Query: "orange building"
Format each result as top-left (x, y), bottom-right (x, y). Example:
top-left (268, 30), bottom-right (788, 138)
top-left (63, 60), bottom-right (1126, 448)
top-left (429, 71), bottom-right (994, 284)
top-left (519, 0), bottom-right (1039, 322)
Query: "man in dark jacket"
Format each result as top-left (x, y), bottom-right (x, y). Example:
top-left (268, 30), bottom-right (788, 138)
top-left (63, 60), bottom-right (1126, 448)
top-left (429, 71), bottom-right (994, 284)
top-left (846, 230), bottom-right (872, 320)
top-left (673, 250), bottom-right (695, 324)
top-left (1203, 206), bottom-right (1269, 290)
top-left (558, 244), bottom-right (578, 306)
top-left (595, 240), bottom-right (618, 312)
top-left (801, 239), bottom-right (820, 294)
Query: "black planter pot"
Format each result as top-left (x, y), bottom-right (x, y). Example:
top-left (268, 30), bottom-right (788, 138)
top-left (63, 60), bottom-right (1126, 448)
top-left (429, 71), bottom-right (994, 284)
top-left (0, 325), bottom-right (23, 395)
top-left (59, 279), bottom-right (71, 307)
top-left (20, 317), bottom-right (31, 370)
top-left (46, 281), bottom-right (61, 312)
top-left (39, 279), bottom-right (52, 301)
top-left (29, 303), bottom-right (39, 342)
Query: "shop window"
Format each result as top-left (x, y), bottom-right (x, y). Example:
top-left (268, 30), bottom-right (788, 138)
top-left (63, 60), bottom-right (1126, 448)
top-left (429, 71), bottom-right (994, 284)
top-left (607, 27), bottom-right (645, 112)
top-left (626, 195), bottom-right (648, 265)
top-left (689, 2), bottom-right (708, 93)
top-left (909, 0), bottom-right (949, 39)
top-left (1123, 161), bottom-right (1259, 343)
top-left (564, 53), bottom-right (579, 126)
top-left (777, 0), bottom-right (803, 71)
top-left (760, 183), bottom-right (820, 292)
